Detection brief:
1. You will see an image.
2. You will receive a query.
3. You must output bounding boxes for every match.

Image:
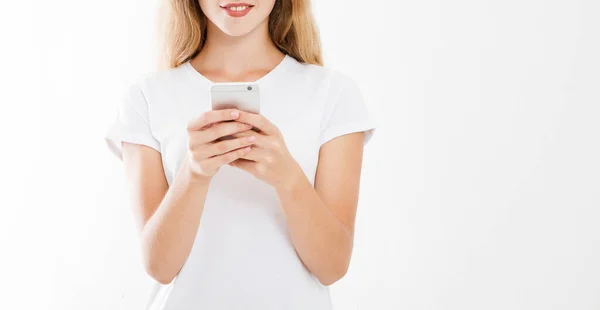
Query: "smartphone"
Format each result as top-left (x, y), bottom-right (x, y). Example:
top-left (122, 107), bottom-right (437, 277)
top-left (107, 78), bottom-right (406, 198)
top-left (210, 82), bottom-right (260, 114)
top-left (210, 82), bottom-right (260, 141)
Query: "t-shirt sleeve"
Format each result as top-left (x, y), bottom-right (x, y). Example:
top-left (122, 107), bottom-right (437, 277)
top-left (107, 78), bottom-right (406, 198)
top-left (104, 83), bottom-right (161, 160)
top-left (319, 72), bottom-right (376, 146)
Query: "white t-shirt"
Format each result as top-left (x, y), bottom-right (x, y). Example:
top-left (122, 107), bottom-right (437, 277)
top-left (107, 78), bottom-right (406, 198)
top-left (105, 54), bottom-right (375, 310)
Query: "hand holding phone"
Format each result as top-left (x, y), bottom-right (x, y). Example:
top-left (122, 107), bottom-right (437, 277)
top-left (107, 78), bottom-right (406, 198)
top-left (185, 109), bottom-right (256, 178)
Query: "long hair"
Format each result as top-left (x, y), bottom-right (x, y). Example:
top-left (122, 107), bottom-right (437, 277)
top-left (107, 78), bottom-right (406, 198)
top-left (157, 0), bottom-right (323, 69)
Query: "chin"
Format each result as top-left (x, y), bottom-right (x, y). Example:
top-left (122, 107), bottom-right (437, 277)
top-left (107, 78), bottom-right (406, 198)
top-left (219, 24), bottom-right (257, 37)
top-left (216, 15), bottom-right (267, 37)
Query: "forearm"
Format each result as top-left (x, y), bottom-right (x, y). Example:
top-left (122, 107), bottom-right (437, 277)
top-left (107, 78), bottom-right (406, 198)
top-left (275, 169), bottom-right (353, 286)
top-left (140, 159), bottom-right (210, 284)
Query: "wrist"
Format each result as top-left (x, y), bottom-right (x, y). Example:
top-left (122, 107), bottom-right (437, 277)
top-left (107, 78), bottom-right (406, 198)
top-left (276, 162), bottom-right (306, 194)
top-left (188, 168), bottom-right (212, 185)
top-left (181, 156), bottom-right (212, 186)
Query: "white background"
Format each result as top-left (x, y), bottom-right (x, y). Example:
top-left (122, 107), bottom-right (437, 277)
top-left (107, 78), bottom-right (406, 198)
top-left (1, 0), bottom-right (599, 309)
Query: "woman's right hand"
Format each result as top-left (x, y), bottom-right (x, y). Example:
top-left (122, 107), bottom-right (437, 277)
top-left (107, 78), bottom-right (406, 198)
top-left (185, 109), bottom-right (256, 178)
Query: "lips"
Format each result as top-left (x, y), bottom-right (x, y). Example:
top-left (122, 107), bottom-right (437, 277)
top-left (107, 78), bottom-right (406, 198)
top-left (220, 3), bottom-right (254, 18)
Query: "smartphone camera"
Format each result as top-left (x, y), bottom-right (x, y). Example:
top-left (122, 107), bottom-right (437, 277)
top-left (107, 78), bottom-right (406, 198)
top-left (247, 86), bottom-right (253, 91)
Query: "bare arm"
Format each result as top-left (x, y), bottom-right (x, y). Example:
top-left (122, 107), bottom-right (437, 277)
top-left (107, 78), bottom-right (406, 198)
top-left (275, 133), bottom-right (364, 285)
top-left (230, 111), bottom-right (366, 285)
top-left (121, 109), bottom-right (255, 284)
top-left (122, 144), bottom-right (210, 284)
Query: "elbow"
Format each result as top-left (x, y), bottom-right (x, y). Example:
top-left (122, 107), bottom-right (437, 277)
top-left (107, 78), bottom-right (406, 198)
top-left (315, 261), bottom-right (350, 286)
top-left (139, 229), bottom-right (178, 285)
top-left (315, 237), bottom-right (354, 286)
top-left (144, 259), bottom-right (176, 285)
top-left (141, 246), bottom-right (177, 285)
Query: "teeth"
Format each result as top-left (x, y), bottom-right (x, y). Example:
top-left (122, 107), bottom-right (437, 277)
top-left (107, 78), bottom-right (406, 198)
top-left (230, 6), bottom-right (248, 11)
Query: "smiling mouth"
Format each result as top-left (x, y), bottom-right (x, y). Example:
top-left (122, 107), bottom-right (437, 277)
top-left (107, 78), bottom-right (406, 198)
top-left (220, 3), bottom-right (254, 17)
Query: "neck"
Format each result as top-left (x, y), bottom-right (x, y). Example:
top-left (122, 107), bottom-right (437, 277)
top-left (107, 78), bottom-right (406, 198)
top-left (193, 20), bottom-right (284, 76)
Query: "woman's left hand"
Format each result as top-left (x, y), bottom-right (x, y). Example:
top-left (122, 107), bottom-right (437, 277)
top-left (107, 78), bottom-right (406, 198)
top-left (228, 111), bottom-right (304, 190)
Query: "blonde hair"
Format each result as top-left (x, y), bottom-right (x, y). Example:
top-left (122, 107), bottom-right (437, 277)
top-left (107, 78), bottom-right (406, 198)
top-left (157, 0), bottom-right (323, 69)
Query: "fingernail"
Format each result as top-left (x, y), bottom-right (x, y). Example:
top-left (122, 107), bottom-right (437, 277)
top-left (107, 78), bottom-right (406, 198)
top-left (245, 124), bottom-right (252, 129)
top-left (231, 110), bottom-right (239, 118)
top-left (248, 136), bottom-right (256, 142)
top-left (245, 147), bottom-right (252, 153)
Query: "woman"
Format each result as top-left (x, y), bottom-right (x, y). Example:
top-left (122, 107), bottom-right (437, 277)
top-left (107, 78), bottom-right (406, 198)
top-left (105, 0), bottom-right (375, 309)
